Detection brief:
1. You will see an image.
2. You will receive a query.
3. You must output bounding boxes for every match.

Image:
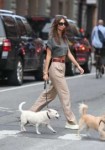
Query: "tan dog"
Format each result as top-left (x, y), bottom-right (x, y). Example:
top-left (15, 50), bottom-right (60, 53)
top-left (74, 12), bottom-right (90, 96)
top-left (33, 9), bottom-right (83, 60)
top-left (19, 102), bottom-right (60, 134)
top-left (78, 103), bottom-right (105, 140)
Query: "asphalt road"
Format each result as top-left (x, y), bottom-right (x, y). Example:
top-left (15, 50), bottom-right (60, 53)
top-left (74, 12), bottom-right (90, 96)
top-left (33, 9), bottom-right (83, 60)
top-left (0, 69), bottom-right (105, 150)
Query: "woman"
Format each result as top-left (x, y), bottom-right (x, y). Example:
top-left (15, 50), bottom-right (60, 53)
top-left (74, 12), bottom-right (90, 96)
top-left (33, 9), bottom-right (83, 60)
top-left (30, 15), bottom-right (84, 129)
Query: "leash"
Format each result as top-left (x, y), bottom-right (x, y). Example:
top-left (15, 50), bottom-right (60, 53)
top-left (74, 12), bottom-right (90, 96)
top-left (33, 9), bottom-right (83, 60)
top-left (44, 80), bottom-right (49, 108)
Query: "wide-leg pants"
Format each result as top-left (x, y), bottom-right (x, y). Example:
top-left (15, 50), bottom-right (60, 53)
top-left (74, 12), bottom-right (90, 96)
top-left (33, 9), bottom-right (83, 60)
top-left (30, 62), bottom-right (76, 123)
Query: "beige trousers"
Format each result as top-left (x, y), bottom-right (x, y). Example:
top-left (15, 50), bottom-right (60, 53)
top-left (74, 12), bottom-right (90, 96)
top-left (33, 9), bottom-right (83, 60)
top-left (30, 62), bottom-right (76, 123)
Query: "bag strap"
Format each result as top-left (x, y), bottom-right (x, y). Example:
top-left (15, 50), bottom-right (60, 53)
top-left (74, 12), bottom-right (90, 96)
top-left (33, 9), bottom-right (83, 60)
top-left (97, 26), bottom-right (105, 44)
top-left (97, 26), bottom-right (104, 37)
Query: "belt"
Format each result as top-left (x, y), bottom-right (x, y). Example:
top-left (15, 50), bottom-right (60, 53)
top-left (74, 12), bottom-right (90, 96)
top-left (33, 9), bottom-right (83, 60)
top-left (52, 58), bottom-right (65, 63)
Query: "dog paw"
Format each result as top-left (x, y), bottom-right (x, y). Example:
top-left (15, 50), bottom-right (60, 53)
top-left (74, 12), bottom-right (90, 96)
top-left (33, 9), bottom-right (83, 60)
top-left (21, 130), bottom-right (26, 132)
top-left (53, 130), bottom-right (57, 133)
top-left (37, 132), bottom-right (41, 135)
top-left (21, 129), bottom-right (26, 132)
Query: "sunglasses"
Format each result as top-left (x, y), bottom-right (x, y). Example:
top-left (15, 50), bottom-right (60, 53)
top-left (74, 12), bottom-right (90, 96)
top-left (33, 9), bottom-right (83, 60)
top-left (58, 22), bottom-right (67, 26)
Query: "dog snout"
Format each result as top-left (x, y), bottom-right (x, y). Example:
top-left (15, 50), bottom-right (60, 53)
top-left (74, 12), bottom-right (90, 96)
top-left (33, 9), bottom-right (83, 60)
top-left (56, 116), bottom-right (59, 119)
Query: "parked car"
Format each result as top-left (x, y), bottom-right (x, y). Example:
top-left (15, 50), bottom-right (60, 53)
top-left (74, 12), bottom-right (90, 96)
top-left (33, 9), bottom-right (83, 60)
top-left (66, 19), bottom-right (92, 75)
top-left (26, 16), bottom-right (52, 43)
top-left (0, 10), bottom-right (44, 85)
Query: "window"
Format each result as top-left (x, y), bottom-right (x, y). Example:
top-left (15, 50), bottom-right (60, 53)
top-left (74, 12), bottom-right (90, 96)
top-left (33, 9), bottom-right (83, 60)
top-left (0, 18), bottom-right (6, 38)
top-left (26, 16), bottom-right (51, 38)
top-left (2, 16), bottom-right (18, 38)
top-left (15, 17), bottom-right (27, 36)
top-left (67, 22), bottom-right (80, 39)
top-left (22, 18), bottom-right (33, 37)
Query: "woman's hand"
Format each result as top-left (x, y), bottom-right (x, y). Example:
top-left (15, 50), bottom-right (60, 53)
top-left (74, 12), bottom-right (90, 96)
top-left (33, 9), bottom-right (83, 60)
top-left (43, 74), bottom-right (49, 81)
top-left (77, 66), bottom-right (84, 74)
top-left (67, 50), bottom-right (84, 75)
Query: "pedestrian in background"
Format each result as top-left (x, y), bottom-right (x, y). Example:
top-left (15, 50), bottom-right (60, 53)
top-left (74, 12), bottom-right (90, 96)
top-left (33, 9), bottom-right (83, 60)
top-left (91, 19), bottom-right (105, 73)
top-left (29, 15), bottom-right (84, 129)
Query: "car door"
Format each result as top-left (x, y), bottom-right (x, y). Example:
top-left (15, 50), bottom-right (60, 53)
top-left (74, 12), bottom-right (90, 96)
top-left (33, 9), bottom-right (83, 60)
top-left (22, 18), bottom-right (36, 69)
top-left (15, 17), bottom-right (35, 69)
top-left (23, 18), bottom-right (40, 70)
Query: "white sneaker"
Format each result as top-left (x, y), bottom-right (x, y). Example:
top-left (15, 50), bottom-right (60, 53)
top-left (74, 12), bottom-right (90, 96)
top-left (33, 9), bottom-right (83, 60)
top-left (65, 122), bottom-right (79, 130)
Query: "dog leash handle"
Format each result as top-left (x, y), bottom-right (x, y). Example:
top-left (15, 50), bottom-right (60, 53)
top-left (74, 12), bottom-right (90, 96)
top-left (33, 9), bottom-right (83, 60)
top-left (44, 80), bottom-right (49, 89)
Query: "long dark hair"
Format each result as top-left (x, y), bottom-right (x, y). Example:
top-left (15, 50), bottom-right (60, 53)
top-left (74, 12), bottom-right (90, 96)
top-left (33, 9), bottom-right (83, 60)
top-left (49, 15), bottom-right (70, 44)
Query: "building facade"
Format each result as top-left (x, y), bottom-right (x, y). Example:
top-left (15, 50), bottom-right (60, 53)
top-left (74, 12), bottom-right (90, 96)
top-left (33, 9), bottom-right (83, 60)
top-left (0, 0), bottom-right (104, 39)
top-left (50, 0), bottom-right (98, 38)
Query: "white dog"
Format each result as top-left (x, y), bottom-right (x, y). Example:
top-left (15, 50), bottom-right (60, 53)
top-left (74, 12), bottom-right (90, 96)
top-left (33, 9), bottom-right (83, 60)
top-left (19, 102), bottom-right (60, 134)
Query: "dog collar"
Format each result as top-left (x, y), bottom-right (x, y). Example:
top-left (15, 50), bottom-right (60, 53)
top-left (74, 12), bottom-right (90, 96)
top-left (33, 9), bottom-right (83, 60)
top-left (47, 112), bottom-right (51, 119)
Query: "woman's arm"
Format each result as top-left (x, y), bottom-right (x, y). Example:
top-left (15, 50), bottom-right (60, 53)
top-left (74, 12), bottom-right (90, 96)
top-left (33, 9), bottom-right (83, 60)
top-left (67, 49), bottom-right (84, 74)
top-left (43, 47), bottom-right (52, 80)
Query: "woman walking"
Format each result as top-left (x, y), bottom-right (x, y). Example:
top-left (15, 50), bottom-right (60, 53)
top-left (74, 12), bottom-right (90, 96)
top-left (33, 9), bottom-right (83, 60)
top-left (30, 15), bottom-right (84, 129)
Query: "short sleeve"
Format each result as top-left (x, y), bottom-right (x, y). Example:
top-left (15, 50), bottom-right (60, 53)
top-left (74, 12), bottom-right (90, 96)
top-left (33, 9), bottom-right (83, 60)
top-left (46, 38), bottom-right (53, 50)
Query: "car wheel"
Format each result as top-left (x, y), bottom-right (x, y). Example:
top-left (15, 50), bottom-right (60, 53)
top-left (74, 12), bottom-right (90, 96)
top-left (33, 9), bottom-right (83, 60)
top-left (82, 55), bottom-right (92, 73)
top-left (8, 57), bottom-right (23, 85)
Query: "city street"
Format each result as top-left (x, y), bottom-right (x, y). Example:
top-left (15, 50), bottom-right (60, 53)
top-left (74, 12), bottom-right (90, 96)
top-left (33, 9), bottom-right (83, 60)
top-left (0, 68), bottom-right (105, 150)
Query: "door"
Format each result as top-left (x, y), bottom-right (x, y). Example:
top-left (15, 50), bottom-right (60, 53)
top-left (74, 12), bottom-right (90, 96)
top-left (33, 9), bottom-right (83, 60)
top-left (16, 17), bottom-right (35, 69)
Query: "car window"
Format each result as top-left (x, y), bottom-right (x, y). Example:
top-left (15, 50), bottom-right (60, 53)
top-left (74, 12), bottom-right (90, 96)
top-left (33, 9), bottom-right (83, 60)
top-left (42, 23), bottom-right (52, 33)
top-left (2, 15), bottom-right (18, 38)
top-left (22, 18), bottom-right (33, 37)
top-left (26, 16), bottom-right (51, 38)
top-left (41, 23), bottom-right (52, 40)
top-left (67, 23), bottom-right (80, 38)
top-left (0, 17), bottom-right (6, 37)
top-left (15, 17), bottom-right (27, 36)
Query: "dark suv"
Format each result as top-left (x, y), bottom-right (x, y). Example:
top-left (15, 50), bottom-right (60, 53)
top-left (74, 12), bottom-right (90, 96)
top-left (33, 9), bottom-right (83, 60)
top-left (0, 10), bottom-right (44, 85)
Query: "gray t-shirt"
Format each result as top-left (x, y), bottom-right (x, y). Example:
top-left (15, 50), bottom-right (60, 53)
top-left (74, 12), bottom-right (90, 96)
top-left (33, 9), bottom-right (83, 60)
top-left (46, 38), bottom-right (69, 57)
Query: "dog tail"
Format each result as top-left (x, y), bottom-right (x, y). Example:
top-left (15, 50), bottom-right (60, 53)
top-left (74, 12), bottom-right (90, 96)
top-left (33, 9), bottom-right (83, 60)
top-left (19, 101), bottom-right (26, 112)
top-left (79, 103), bottom-right (88, 116)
